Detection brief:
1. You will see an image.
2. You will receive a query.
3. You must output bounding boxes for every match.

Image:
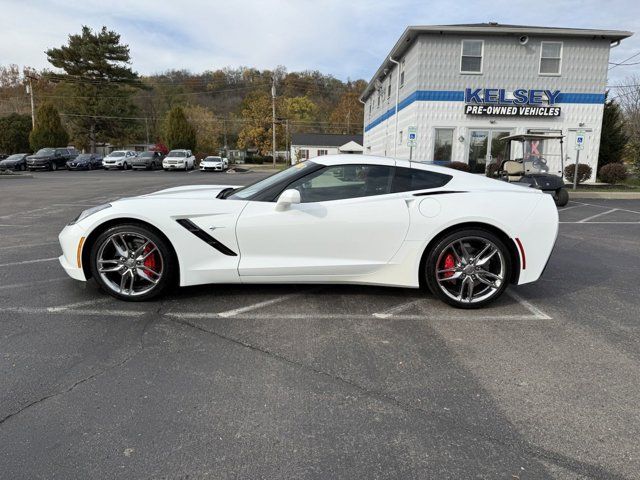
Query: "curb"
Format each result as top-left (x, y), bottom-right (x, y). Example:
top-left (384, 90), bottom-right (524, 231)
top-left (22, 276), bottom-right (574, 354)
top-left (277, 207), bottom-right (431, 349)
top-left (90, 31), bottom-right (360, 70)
top-left (569, 191), bottom-right (640, 200)
top-left (0, 173), bottom-right (34, 179)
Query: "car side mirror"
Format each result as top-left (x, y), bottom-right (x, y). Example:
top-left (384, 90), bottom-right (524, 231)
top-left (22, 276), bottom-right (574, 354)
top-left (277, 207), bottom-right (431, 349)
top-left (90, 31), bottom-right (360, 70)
top-left (275, 189), bottom-right (301, 211)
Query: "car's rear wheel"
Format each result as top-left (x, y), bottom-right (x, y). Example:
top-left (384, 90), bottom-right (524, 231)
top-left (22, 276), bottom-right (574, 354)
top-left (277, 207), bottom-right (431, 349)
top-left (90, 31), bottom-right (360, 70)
top-left (89, 224), bottom-right (177, 301)
top-left (50, 162), bottom-right (57, 171)
top-left (425, 229), bottom-right (511, 309)
top-left (554, 187), bottom-right (569, 207)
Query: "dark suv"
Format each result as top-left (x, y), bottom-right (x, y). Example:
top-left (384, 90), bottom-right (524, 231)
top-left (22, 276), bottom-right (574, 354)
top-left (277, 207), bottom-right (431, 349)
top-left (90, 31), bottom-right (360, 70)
top-left (27, 148), bottom-right (78, 171)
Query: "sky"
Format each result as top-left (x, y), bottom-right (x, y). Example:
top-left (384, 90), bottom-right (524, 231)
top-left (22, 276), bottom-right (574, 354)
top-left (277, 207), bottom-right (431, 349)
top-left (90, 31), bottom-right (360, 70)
top-left (1, 0), bottom-right (639, 90)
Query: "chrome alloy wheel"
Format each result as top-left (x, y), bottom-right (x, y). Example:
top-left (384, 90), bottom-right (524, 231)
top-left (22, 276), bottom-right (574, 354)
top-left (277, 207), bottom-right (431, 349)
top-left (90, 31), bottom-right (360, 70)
top-left (435, 236), bottom-right (506, 304)
top-left (96, 232), bottom-right (163, 297)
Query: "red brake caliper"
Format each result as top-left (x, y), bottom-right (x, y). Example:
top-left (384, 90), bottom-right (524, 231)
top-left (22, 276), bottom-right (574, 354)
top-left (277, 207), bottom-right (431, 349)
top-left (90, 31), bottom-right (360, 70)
top-left (143, 244), bottom-right (157, 272)
top-left (441, 253), bottom-right (455, 279)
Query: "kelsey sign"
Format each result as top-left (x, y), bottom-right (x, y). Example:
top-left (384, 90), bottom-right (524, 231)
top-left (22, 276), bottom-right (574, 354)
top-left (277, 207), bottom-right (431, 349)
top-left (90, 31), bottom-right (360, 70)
top-left (464, 88), bottom-right (562, 117)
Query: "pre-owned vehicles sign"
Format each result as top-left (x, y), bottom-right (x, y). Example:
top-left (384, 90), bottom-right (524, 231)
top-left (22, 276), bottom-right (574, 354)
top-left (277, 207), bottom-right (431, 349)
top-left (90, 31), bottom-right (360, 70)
top-left (464, 105), bottom-right (561, 117)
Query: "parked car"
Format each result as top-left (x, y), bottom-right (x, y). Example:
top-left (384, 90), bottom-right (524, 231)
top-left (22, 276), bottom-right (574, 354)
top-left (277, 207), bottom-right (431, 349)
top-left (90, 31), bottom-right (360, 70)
top-left (102, 150), bottom-right (137, 170)
top-left (27, 148), bottom-right (77, 171)
top-left (66, 153), bottom-right (103, 170)
top-left (200, 156), bottom-right (229, 172)
top-left (58, 154), bottom-right (558, 308)
top-left (163, 149), bottom-right (196, 171)
top-left (0, 153), bottom-right (30, 171)
top-left (132, 151), bottom-right (165, 170)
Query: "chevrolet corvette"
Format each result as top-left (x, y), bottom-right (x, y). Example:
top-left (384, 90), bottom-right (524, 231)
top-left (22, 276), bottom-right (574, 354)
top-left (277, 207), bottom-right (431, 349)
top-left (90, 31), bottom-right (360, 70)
top-left (59, 155), bottom-right (558, 308)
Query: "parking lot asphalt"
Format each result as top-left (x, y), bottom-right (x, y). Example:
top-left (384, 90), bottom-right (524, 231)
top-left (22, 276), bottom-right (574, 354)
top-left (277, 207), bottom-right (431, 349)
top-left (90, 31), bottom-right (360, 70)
top-left (1, 170), bottom-right (640, 479)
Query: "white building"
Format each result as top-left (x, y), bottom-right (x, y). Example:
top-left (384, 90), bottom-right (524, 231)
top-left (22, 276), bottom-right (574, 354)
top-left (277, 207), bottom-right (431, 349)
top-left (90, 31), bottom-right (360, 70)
top-left (361, 23), bottom-right (632, 182)
top-left (291, 133), bottom-right (363, 164)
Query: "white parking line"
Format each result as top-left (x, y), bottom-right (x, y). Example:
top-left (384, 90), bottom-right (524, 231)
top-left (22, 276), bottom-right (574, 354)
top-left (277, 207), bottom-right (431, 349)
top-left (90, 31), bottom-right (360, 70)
top-left (0, 277), bottom-right (67, 291)
top-left (0, 306), bottom-right (144, 317)
top-left (0, 241), bottom-right (59, 251)
top-left (373, 299), bottom-right (423, 318)
top-left (216, 291), bottom-right (313, 317)
top-left (0, 257), bottom-right (58, 268)
top-left (578, 209), bottom-right (618, 223)
top-left (505, 290), bottom-right (552, 320)
top-left (571, 201), bottom-right (640, 215)
top-left (0, 224), bottom-right (30, 228)
top-left (557, 203), bottom-right (585, 212)
top-left (47, 298), bottom-right (111, 312)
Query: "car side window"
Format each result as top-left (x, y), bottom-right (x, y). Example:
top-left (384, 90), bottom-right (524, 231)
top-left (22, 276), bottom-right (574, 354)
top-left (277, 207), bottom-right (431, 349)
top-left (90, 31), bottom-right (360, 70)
top-left (391, 167), bottom-right (452, 193)
top-left (286, 164), bottom-right (394, 203)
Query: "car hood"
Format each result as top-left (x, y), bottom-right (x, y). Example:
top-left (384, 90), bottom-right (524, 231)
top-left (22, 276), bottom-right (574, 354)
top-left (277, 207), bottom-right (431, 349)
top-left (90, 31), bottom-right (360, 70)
top-left (0, 159), bottom-right (21, 165)
top-left (135, 184), bottom-right (241, 200)
top-left (28, 155), bottom-right (54, 160)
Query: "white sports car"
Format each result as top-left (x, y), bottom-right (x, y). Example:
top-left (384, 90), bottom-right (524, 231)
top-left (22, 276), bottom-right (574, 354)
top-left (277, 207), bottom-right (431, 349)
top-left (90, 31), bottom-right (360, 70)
top-left (59, 155), bottom-right (558, 308)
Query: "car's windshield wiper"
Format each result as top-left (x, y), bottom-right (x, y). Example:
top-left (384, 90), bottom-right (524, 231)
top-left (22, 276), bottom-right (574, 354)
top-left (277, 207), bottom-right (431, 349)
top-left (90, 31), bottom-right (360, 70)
top-left (216, 187), bottom-right (237, 199)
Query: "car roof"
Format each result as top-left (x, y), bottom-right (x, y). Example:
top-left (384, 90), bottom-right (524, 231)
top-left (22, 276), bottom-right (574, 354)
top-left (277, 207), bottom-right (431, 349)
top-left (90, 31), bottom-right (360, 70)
top-left (312, 154), bottom-right (457, 176)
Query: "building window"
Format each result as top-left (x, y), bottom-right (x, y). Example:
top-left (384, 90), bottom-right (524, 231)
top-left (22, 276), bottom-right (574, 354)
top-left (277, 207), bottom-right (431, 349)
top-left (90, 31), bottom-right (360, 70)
top-left (399, 130), bottom-right (403, 145)
top-left (433, 128), bottom-right (454, 162)
top-left (540, 42), bottom-right (562, 75)
top-left (317, 149), bottom-right (328, 156)
top-left (400, 59), bottom-right (405, 87)
top-left (387, 73), bottom-right (392, 98)
top-left (299, 149), bottom-right (309, 160)
top-left (460, 40), bottom-right (483, 74)
top-left (369, 101), bottom-right (372, 114)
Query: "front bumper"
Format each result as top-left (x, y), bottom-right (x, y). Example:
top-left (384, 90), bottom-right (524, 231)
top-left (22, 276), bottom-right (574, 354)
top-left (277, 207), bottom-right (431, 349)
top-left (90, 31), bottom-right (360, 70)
top-left (67, 163), bottom-right (90, 170)
top-left (0, 163), bottom-right (20, 171)
top-left (200, 164), bottom-right (224, 171)
top-left (132, 162), bottom-right (151, 169)
top-left (58, 223), bottom-right (88, 281)
top-left (103, 160), bottom-right (124, 169)
top-left (163, 162), bottom-right (185, 170)
top-left (27, 160), bottom-right (52, 169)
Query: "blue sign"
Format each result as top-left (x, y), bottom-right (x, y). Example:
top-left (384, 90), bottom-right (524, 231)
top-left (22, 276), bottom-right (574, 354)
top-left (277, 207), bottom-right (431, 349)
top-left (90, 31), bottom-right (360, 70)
top-left (409, 133), bottom-right (416, 140)
top-left (465, 88), bottom-right (561, 105)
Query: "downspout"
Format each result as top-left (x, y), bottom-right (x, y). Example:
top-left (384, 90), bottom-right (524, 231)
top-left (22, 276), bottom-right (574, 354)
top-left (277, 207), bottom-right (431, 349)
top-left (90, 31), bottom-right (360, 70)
top-left (389, 56), bottom-right (401, 158)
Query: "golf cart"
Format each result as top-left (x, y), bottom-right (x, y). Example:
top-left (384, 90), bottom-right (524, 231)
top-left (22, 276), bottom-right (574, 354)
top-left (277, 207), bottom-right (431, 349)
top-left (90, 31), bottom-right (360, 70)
top-left (492, 134), bottom-right (569, 207)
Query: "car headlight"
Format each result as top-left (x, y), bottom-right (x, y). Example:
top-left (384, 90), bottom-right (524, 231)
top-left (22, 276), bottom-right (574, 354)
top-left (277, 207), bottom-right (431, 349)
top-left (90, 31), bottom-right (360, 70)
top-left (68, 204), bottom-right (111, 225)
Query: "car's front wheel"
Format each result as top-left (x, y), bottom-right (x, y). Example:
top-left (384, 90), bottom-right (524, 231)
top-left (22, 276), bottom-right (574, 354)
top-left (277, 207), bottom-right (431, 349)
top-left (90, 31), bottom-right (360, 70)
top-left (425, 229), bottom-right (511, 309)
top-left (89, 224), bottom-right (177, 301)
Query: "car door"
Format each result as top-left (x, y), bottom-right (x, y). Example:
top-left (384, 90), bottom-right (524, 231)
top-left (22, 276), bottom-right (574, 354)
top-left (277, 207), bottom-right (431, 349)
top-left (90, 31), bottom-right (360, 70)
top-left (235, 161), bottom-right (410, 278)
top-left (55, 149), bottom-right (67, 168)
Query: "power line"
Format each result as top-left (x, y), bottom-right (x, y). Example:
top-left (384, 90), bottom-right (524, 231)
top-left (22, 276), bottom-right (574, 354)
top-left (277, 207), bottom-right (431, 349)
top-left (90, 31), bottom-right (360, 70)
top-left (609, 51), bottom-right (640, 70)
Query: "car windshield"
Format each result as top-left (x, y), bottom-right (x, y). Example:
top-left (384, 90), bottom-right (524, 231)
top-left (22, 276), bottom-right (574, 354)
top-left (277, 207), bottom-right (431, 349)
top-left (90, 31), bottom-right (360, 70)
top-left (205, 157), bottom-right (222, 161)
top-left (139, 152), bottom-right (154, 158)
top-left (76, 154), bottom-right (92, 160)
top-left (108, 151), bottom-right (127, 157)
top-left (6, 154), bottom-right (24, 161)
top-left (167, 151), bottom-right (187, 157)
top-left (35, 148), bottom-right (55, 156)
top-left (228, 161), bottom-right (318, 200)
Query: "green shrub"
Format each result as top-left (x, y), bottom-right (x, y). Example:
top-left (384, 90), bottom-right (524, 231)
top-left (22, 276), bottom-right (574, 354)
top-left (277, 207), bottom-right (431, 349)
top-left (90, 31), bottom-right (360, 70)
top-left (448, 161), bottom-right (470, 172)
top-left (564, 163), bottom-right (592, 184)
top-left (598, 163), bottom-right (628, 184)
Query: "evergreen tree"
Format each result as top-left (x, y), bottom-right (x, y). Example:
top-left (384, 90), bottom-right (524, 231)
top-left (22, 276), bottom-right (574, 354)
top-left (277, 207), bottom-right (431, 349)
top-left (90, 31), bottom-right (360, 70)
top-left (163, 106), bottom-right (196, 150)
top-left (598, 93), bottom-right (628, 168)
top-left (29, 103), bottom-right (69, 151)
top-left (45, 26), bottom-right (143, 152)
top-left (0, 113), bottom-right (32, 153)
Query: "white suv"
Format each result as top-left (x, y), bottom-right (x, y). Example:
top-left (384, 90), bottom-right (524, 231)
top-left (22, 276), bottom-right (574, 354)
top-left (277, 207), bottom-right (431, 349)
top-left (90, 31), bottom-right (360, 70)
top-left (163, 149), bottom-right (196, 171)
top-left (103, 150), bottom-right (137, 170)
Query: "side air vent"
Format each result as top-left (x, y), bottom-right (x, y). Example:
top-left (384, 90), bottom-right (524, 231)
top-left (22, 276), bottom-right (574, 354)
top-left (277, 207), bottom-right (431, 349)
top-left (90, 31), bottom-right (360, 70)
top-left (176, 219), bottom-right (237, 256)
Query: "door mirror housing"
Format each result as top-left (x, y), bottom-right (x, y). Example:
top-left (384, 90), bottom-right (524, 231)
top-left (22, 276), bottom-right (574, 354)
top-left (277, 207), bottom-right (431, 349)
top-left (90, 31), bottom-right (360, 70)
top-left (275, 189), bottom-right (301, 211)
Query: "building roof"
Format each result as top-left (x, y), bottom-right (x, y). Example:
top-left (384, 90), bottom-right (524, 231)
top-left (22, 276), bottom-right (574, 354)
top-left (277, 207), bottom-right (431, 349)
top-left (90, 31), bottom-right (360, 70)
top-left (361, 23), bottom-right (634, 101)
top-left (291, 133), bottom-right (363, 147)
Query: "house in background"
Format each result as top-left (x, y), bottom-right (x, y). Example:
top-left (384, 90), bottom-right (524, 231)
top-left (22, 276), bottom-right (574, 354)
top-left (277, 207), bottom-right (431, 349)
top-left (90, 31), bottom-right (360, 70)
top-left (290, 133), bottom-right (363, 164)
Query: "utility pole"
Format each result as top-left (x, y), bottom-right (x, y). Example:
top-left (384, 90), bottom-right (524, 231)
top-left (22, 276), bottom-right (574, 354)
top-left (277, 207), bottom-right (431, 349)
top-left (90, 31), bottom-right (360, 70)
top-left (223, 118), bottom-right (228, 158)
top-left (271, 75), bottom-right (277, 168)
top-left (144, 117), bottom-right (150, 146)
top-left (26, 75), bottom-right (36, 128)
top-left (346, 109), bottom-right (351, 134)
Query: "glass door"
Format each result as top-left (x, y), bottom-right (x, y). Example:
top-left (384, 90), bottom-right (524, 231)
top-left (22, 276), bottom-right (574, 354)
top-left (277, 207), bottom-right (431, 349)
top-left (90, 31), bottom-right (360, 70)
top-left (468, 130), bottom-right (512, 173)
top-left (468, 130), bottom-right (489, 173)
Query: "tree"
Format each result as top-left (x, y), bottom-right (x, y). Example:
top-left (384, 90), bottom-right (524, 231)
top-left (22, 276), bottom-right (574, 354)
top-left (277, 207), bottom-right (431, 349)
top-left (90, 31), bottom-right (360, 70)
top-left (163, 106), bottom-right (196, 150)
top-left (329, 91), bottom-right (363, 134)
top-left (598, 93), bottom-right (627, 168)
top-left (45, 26), bottom-right (143, 152)
top-left (29, 103), bottom-right (68, 151)
top-left (237, 91), bottom-right (275, 155)
top-left (0, 113), bottom-right (32, 153)
top-left (183, 104), bottom-right (222, 153)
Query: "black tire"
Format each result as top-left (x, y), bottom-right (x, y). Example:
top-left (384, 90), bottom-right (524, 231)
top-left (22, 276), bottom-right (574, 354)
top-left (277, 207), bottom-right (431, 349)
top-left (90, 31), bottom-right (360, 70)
top-left (424, 228), bottom-right (512, 309)
top-left (89, 223), bottom-right (177, 301)
top-left (50, 161), bottom-right (57, 171)
top-left (554, 187), bottom-right (569, 207)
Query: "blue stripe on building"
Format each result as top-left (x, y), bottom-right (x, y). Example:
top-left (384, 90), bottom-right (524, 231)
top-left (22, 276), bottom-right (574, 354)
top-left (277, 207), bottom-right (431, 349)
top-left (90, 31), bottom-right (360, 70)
top-left (364, 90), bottom-right (606, 132)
